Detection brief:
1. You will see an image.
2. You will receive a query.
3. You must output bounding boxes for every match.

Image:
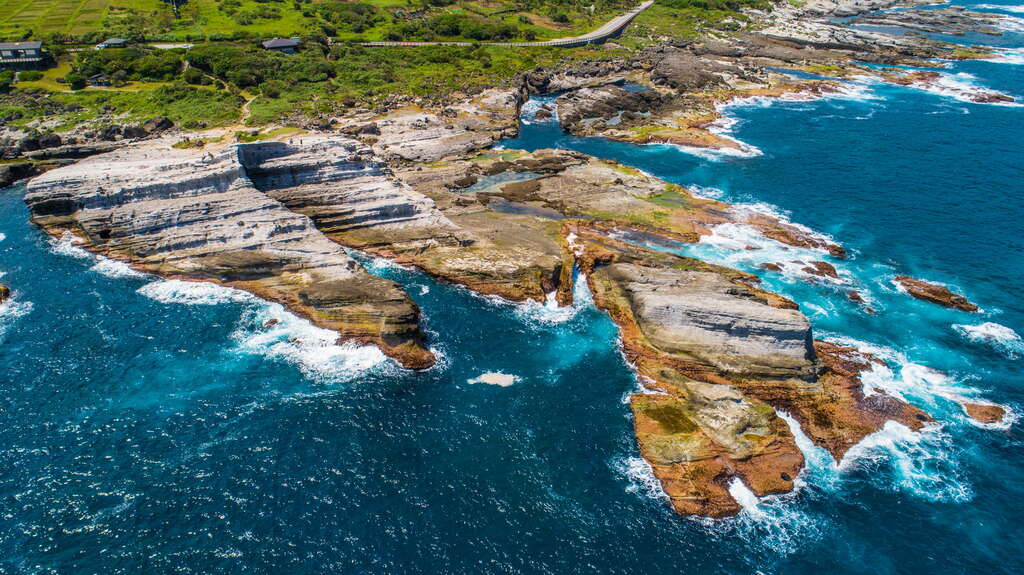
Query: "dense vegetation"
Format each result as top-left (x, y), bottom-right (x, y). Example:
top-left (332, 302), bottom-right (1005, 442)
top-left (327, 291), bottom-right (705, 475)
top-left (0, 0), bottom-right (637, 44)
top-left (0, 0), bottom-right (770, 133)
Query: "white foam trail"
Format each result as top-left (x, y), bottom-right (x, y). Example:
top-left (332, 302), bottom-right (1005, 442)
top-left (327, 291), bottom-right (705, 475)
top-left (840, 421), bottom-right (972, 503)
top-left (47, 231), bottom-right (151, 280)
top-left (825, 336), bottom-right (979, 410)
top-left (90, 258), bottom-right (149, 279)
top-left (728, 477), bottom-right (765, 519)
top-left (778, 411), bottom-right (841, 489)
top-left (689, 222), bottom-right (849, 286)
top-left (984, 47), bottom-right (1024, 65)
top-left (686, 184), bottom-right (728, 201)
top-left (0, 295), bottom-right (34, 338)
top-left (519, 98), bottom-right (559, 124)
top-left (137, 279), bottom-right (255, 306)
top-left (48, 232), bottom-right (92, 259)
top-left (0, 232), bottom-right (5, 242)
top-left (612, 455), bottom-right (668, 502)
top-left (976, 3), bottom-right (1024, 13)
top-left (953, 321), bottom-right (1024, 359)
top-left (140, 280), bottom-right (388, 383)
top-left (230, 302), bottom-right (388, 383)
top-left (512, 272), bottom-right (593, 325)
top-left (692, 477), bottom-right (823, 556)
top-left (908, 72), bottom-right (1021, 107)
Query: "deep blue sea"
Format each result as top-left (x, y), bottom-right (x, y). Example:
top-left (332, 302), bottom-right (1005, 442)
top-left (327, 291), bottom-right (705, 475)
top-left (2, 5), bottom-right (1023, 574)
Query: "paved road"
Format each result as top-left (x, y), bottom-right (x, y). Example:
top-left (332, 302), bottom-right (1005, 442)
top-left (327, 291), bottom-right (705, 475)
top-left (361, 0), bottom-right (655, 48)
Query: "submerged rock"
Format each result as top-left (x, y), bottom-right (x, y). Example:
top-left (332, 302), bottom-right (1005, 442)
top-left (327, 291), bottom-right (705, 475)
top-left (894, 275), bottom-right (979, 312)
top-left (0, 284), bottom-right (9, 304)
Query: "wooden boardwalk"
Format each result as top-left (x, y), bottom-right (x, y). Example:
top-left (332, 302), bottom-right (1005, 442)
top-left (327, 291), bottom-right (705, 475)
top-left (360, 0), bottom-right (654, 48)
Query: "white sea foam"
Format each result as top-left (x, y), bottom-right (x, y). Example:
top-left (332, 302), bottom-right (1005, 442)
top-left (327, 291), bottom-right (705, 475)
top-left (690, 477), bottom-right (823, 556)
top-left (519, 98), bottom-right (559, 124)
top-left (0, 295), bottom-right (34, 338)
top-left (825, 336), bottom-right (978, 410)
top-left (137, 279), bottom-right (256, 306)
top-left (48, 232), bottom-right (92, 259)
top-left (908, 72), bottom-right (1021, 107)
top-left (512, 272), bottom-right (593, 325)
top-left (90, 258), bottom-right (149, 279)
top-left (649, 80), bottom-right (879, 161)
top-left (976, 3), bottom-right (1024, 12)
top-left (691, 221), bottom-right (849, 286)
top-left (140, 278), bottom-right (388, 384)
top-left (47, 231), bottom-right (152, 280)
top-left (467, 372), bottom-right (519, 387)
top-left (230, 302), bottom-right (388, 383)
top-left (840, 421), bottom-right (972, 503)
top-left (984, 47), bottom-right (1024, 65)
top-left (0, 232), bottom-right (5, 242)
top-left (953, 321), bottom-right (1024, 358)
top-left (777, 411), bottom-right (841, 490)
top-left (612, 455), bottom-right (668, 502)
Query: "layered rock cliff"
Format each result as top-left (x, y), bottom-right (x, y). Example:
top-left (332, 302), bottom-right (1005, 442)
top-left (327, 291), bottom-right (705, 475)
top-left (24, 136), bottom-right (435, 369)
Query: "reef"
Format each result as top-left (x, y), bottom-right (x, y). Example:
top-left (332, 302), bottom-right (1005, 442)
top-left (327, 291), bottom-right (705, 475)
top-left (894, 275), bottom-right (979, 312)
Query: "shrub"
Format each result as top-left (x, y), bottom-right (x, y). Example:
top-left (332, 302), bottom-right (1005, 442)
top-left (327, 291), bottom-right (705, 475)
top-left (66, 73), bottom-right (87, 90)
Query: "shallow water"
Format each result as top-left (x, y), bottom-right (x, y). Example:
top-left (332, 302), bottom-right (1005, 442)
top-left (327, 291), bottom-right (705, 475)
top-left (2, 6), bottom-right (1023, 573)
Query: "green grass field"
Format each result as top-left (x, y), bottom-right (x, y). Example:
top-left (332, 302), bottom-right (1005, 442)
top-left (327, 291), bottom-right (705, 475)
top-left (0, 0), bottom-right (633, 43)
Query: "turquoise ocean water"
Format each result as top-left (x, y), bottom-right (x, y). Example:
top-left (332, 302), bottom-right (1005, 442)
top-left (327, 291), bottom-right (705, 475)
top-left (2, 4), bottom-right (1023, 573)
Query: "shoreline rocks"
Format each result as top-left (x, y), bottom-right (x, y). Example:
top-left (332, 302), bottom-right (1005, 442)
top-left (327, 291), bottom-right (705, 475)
top-left (961, 401), bottom-right (1007, 424)
top-left (562, 222), bottom-right (929, 515)
top-left (24, 134), bottom-right (436, 369)
top-left (894, 275), bottom-right (979, 312)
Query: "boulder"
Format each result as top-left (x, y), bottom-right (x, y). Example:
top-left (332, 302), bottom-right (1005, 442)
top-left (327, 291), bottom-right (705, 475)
top-left (142, 116), bottom-right (174, 134)
top-left (894, 275), bottom-right (978, 312)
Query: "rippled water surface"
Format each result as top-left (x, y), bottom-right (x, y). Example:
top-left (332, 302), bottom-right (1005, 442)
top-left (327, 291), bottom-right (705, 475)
top-left (2, 5), bottom-right (1023, 573)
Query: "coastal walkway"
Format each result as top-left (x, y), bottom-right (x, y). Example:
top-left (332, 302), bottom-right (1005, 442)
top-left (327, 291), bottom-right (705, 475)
top-left (360, 0), bottom-right (654, 48)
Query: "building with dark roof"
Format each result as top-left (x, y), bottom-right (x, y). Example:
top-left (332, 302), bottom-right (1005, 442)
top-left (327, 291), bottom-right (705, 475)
top-left (0, 41), bottom-right (44, 69)
top-left (261, 37), bottom-right (300, 53)
top-left (96, 38), bottom-right (130, 50)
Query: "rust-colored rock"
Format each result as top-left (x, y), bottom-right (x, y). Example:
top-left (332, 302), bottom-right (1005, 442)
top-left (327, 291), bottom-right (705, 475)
top-left (894, 275), bottom-right (979, 312)
top-left (0, 284), bottom-right (9, 305)
top-left (803, 260), bottom-right (840, 279)
top-left (961, 402), bottom-right (1007, 424)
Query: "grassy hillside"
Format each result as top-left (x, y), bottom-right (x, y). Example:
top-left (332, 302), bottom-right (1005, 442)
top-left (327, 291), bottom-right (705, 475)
top-left (0, 0), bottom-right (640, 43)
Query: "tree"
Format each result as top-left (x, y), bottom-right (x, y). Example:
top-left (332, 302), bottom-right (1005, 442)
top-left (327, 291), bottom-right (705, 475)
top-left (66, 72), bottom-right (87, 90)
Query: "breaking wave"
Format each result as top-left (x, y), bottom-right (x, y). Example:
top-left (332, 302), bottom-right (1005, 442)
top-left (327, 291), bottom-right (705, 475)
top-left (230, 303), bottom-right (388, 384)
top-left (611, 455), bottom-right (668, 503)
top-left (840, 422), bottom-right (972, 503)
top-left (953, 321), bottom-right (1024, 358)
top-left (48, 232), bottom-right (92, 259)
top-left (90, 258), bottom-right (149, 280)
top-left (137, 279), bottom-right (255, 306)
top-left (137, 279), bottom-right (390, 382)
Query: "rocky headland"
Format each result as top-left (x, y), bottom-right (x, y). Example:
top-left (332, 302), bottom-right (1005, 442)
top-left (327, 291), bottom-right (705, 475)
top-left (24, 134), bottom-right (435, 369)
top-left (18, 0), bottom-right (1014, 519)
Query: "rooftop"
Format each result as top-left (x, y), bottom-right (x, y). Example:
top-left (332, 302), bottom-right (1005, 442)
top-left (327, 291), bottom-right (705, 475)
top-left (261, 37), bottom-right (300, 49)
top-left (0, 41), bottom-right (43, 50)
